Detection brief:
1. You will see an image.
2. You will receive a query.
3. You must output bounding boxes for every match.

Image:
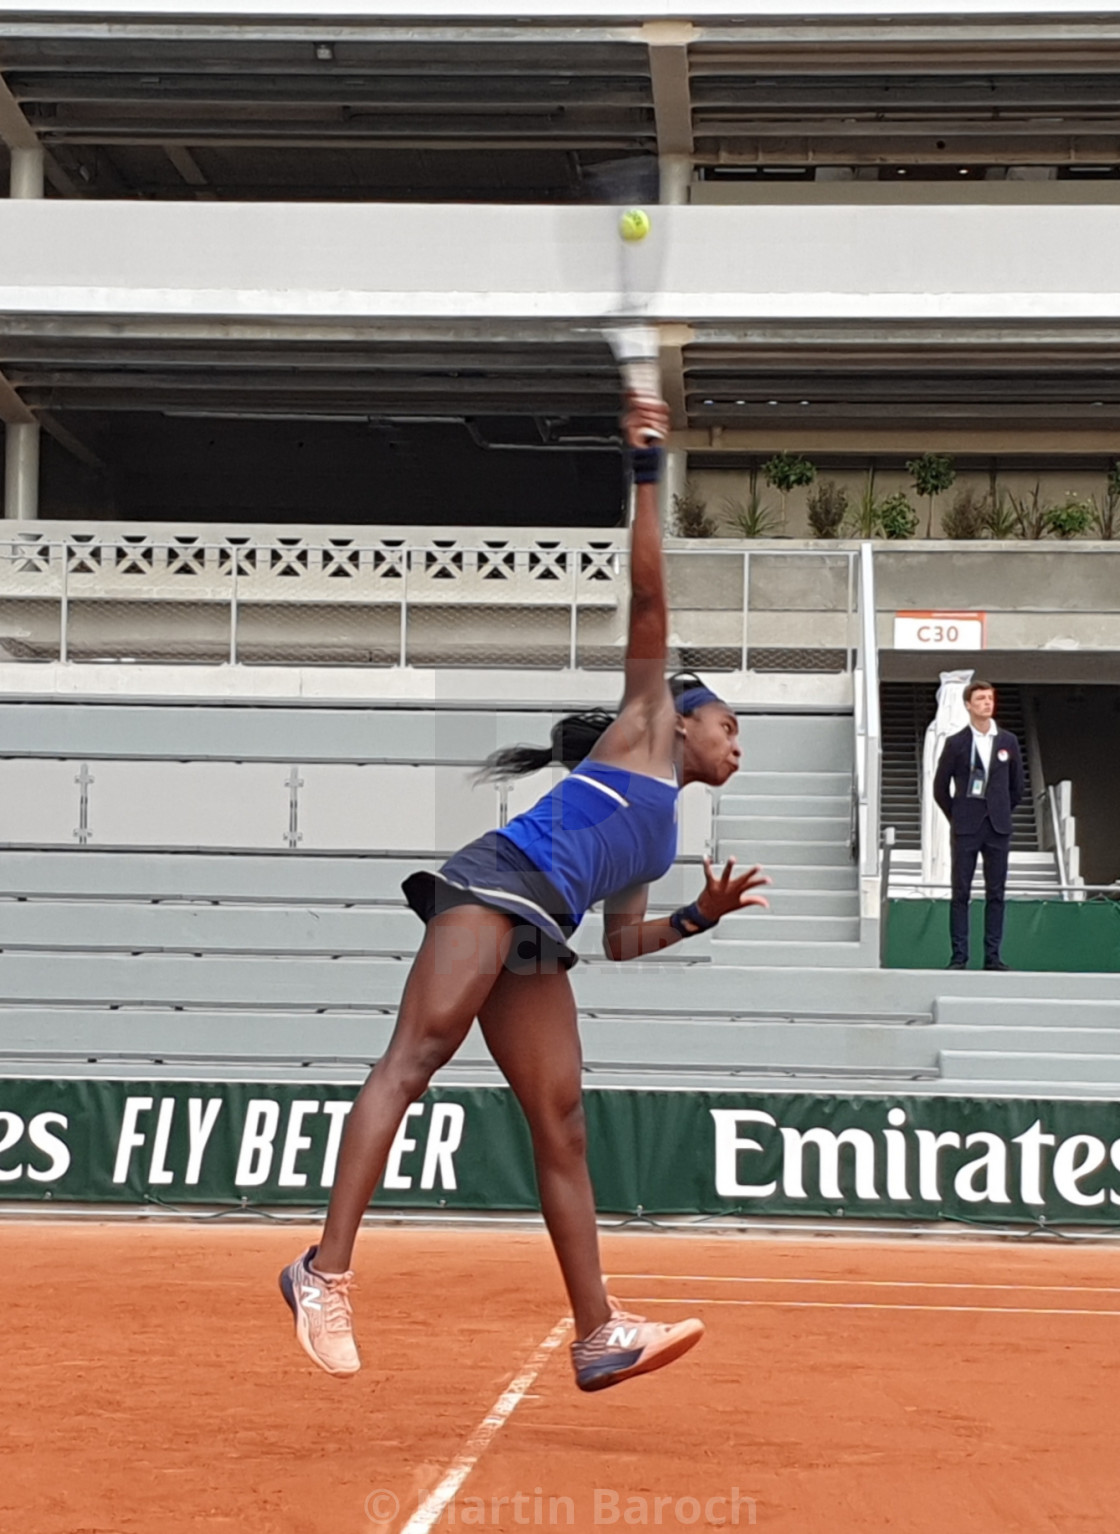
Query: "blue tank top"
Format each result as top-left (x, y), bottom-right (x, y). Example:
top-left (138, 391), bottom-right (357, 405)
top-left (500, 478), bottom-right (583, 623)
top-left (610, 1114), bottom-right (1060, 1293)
top-left (496, 759), bottom-right (679, 924)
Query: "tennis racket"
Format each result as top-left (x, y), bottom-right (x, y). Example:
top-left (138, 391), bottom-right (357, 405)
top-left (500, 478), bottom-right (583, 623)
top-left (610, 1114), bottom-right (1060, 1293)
top-left (583, 157), bottom-right (666, 431)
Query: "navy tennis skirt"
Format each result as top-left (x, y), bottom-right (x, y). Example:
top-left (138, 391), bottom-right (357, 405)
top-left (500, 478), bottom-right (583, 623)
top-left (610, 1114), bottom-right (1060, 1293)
top-left (402, 830), bottom-right (580, 973)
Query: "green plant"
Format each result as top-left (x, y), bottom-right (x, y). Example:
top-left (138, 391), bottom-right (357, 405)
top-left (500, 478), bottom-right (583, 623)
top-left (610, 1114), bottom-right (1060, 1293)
top-left (1046, 497), bottom-right (1094, 539)
top-left (941, 487), bottom-right (989, 540)
top-left (1089, 462), bottom-right (1120, 539)
top-left (762, 451), bottom-right (816, 528)
top-left (1007, 481), bottom-right (1049, 539)
top-left (721, 491), bottom-right (780, 539)
top-left (806, 479), bottom-right (849, 539)
top-left (878, 491), bottom-right (919, 540)
top-left (843, 466), bottom-right (882, 538)
top-left (671, 485), bottom-right (717, 538)
top-left (981, 488), bottom-right (1017, 540)
top-left (906, 453), bottom-right (957, 537)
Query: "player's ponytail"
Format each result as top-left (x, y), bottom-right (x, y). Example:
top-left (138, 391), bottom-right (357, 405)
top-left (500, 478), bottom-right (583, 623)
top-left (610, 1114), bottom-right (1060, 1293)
top-left (475, 708), bottom-right (615, 782)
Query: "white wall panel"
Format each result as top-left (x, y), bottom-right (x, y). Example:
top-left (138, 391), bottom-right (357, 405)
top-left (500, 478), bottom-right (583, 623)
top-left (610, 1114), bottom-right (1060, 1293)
top-left (0, 761), bottom-right (86, 845)
top-left (89, 762), bottom-right (289, 847)
top-left (3, 204), bottom-right (1120, 323)
top-left (298, 764), bottom-right (498, 852)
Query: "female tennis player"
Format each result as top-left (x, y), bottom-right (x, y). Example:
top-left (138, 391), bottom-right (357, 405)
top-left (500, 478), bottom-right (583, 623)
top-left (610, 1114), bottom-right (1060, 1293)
top-left (281, 394), bottom-right (770, 1392)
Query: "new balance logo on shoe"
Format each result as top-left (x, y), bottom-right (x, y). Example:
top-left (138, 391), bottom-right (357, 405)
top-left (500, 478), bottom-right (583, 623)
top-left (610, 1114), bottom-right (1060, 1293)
top-left (571, 1310), bottom-right (703, 1393)
top-left (280, 1248), bottom-right (361, 1376)
top-left (608, 1325), bottom-right (639, 1348)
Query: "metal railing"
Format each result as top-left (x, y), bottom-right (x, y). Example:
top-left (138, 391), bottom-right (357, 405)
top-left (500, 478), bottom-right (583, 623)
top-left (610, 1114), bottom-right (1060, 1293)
top-left (1048, 785), bottom-right (1070, 897)
top-left (852, 541), bottom-right (882, 887)
top-left (0, 527), bottom-right (858, 672)
top-left (1045, 781), bottom-right (1086, 902)
top-left (890, 883), bottom-right (1115, 900)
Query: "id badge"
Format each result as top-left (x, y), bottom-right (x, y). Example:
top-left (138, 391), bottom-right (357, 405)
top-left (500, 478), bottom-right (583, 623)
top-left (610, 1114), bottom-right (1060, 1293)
top-left (968, 768), bottom-right (987, 798)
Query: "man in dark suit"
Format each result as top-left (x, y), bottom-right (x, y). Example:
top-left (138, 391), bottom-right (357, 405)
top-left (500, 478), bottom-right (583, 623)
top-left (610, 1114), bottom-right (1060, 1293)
top-left (933, 679), bottom-right (1024, 971)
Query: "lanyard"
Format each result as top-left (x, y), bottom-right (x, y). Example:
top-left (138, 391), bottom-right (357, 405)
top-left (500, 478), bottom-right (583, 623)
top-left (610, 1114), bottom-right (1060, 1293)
top-left (968, 737), bottom-right (989, 797)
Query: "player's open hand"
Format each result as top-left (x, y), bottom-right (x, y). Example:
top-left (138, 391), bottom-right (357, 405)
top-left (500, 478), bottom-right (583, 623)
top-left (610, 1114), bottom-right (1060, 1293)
top-left (622, 396), bottom-right (669, 448)
top-left (696, 856), bottom-right (771, 923)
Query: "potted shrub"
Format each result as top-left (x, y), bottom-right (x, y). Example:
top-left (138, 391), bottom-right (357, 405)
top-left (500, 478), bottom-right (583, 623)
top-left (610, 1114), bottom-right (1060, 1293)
top-left (721, 492), bottom-right (780, 539)
top-left (1089, 462), bottom-right (1120, 539)
top-left (982, 487), bottom-right (1017, 539)
top-left (878, 491), bottom-right (919, 540)
top-left (762, 451), bottom-right (816, 530)
top-left (942, 487), bottom-right (989, 540)
top-left (906, 452), bottom-right (957, 538)
top-left (1046, 497), bottom-right (1094, 539)
top-left (1007, 482), bottom-right (1049, 539)
top-left (843, 467), bottom-right (882, 538)
top-left (671, 486), bottom-right (717, 538)
top-left (806, 479), bottom-right (849, 539)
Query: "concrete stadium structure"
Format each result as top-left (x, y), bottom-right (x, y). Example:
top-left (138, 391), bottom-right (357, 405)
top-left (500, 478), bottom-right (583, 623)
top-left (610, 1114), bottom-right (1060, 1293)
top-left (1, 0), bottom-right (1119, 1224)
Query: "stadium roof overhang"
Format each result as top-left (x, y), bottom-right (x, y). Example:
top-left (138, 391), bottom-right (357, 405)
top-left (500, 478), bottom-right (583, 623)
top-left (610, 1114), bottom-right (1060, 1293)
top-left (8, 317), bottom-right (1120, 441)
top-left (5, 9), bottom-right (1120, 200)
top-left (6, 8), bottom-right (1120, 453)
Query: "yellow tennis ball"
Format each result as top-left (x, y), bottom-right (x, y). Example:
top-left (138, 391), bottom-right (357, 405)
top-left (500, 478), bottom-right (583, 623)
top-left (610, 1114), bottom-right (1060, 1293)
top-left (619, 208), bottom-right (651, 242)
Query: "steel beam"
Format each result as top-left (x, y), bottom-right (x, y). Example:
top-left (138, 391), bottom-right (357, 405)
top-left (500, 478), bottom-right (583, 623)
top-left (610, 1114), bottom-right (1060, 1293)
top-left (0, 75), bottom-right (39, 151)
top-left (0, 72), bottom-right (78, 196)
top-left (38, 411), bottom-right (106, 471)
top-left (163, 144), bottom-right (218, 200)
top-left (0, 371), bottom-right (34, 426)
top-left (9, 147), bottom-right (44, 198)
top-left (644, 20), bottom-right (695, 161)
top-left (4, 419), bottom-right (39, 520)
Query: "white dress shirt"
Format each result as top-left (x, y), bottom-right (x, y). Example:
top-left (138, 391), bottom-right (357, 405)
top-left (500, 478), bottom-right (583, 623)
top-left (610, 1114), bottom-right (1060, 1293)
top-left (970, 722), bottom-right (996, 775)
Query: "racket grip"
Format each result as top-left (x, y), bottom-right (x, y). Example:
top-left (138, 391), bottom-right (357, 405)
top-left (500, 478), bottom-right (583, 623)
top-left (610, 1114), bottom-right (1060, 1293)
top-left (620, 360), bottom-right (664, 442)
top-left (620, 358), bottom-right (661, 404)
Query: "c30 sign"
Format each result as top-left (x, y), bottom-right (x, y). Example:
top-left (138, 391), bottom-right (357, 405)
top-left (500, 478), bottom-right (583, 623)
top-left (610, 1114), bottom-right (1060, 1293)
top-left (893, 610), bottom-right (986, 650)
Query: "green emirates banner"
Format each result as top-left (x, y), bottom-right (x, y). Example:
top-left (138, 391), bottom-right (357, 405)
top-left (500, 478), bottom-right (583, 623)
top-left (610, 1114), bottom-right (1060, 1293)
top-left (2, 1078), bottom-right (1120, 1226)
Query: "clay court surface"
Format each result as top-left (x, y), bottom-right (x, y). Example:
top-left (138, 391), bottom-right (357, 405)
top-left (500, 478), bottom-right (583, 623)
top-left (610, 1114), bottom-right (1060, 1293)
top-left (6, 1222), bottom-right (1118, 1534)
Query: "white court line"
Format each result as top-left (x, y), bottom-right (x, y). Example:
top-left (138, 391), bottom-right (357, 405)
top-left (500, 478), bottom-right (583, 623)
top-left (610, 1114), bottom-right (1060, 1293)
top-left (399, 1316), bottom-right (572, 1534)
top-left (609, 1273), bottom-right (1120, 1295)
top-left (627, 1296), bottom-right (1120, 1317)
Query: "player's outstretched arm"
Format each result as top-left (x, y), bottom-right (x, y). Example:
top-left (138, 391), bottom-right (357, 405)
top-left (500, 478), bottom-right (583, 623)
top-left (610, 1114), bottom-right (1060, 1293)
top-left (587, 393), bottom-right (677, 779)
top-left (620, 395), bottom-right (671, 715)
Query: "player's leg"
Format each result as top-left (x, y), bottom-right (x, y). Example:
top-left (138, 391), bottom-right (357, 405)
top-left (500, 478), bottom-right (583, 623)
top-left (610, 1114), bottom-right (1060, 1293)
top-left (316, 904), bottom-right (514, 1269)
top-left (478, 964), bottom-right (703, 1391)
top-left (479, 963), bottom-right (606, 1338)
top-left (281, 903), bottom-right (514, 1374)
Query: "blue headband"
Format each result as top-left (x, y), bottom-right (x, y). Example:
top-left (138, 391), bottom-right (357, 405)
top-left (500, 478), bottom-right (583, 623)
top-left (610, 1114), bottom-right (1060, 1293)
top-left (676, 685), bottom-right (726, 716)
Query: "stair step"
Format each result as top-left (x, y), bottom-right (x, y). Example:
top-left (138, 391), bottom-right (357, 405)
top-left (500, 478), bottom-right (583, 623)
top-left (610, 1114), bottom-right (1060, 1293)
top-left (720, 839), bottom-right (854, 867)
top-left (713, 914), bottom-right (861, 943)
top-left (722, 772), bottom-right (851, 798)
top-left (718, 795), bottom-right (850, 818)
top-left (940, 1049), bottom-right (1120, 1085)
top-left (705, 939), bottom-right (867, 968)
top-left (934, 996), bottom-right (1120, 1027)
top-left (717, 815), bottom-right (851, 843)
top-left (743, 864), bottom-right (859, 890)
top-left (763, 890), bottom-right (861, 916)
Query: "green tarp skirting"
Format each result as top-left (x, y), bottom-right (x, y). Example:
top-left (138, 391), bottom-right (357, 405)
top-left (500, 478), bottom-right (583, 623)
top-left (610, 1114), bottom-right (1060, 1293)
top-left (885, 898), bottom-right (1120, 971)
